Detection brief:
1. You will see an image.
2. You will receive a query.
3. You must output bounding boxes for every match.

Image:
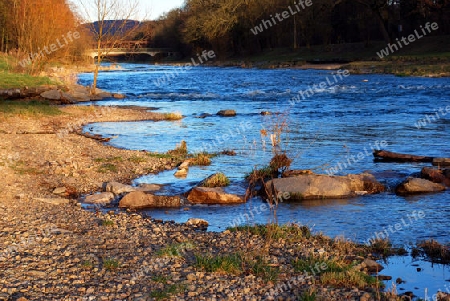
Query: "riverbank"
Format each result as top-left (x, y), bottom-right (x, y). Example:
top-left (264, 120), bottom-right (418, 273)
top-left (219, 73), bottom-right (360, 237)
top-left (0, 102), bottom-right (417, 300)
top-left (157, 35), bottom-right (450, 77)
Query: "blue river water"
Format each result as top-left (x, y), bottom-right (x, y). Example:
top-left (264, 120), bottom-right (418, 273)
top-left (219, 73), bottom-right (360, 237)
top-left (79, 64), bottom-right (450, 296)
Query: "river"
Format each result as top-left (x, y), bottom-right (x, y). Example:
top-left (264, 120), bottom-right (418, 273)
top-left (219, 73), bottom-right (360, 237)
top-left (78, 64), bottom-right (450, 296)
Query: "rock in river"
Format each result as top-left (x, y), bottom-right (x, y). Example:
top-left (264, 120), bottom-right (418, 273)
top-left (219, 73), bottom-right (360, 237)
top-left (119, 191), bottom-right (180, 209)
top-left (84, 192), bottom-right (115, 205)
top-left (217, 109), bottom-right (236, 117)
top-left (395, 177), bottom-right (446, 195)
top-left (186, 218), bottom-right (209, 228)
top-left (264, 172), bottom-right (384, 201)
top-left (421, 167), bottom-right (450, 186)
top-left (187, 187), bottom-right (244, 204)
top-left (104, 181), bottom-right (136, 195)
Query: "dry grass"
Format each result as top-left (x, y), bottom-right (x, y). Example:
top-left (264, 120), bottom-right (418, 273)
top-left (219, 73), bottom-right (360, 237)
top-left (415, 239), bottom-right (450, 263)
top-left (163, 112), bottom-right (183, 121)
top-left (190, 153), bottom-right (212, 166)
top-left (201, 172), bottom-right (230, 187)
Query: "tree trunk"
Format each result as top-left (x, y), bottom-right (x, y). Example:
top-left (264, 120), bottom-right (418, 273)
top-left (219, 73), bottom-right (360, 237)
top-left (92, 63), bottom-right (99, 95)
top-left (375, 11), bottom-right (391, 43)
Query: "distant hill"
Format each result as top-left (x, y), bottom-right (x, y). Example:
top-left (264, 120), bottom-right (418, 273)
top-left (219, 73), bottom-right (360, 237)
top-left (83, 20), bottom-right (142, 36)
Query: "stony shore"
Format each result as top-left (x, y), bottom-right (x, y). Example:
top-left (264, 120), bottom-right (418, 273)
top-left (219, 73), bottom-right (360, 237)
top-left (0, 104), bottom-right (442, 301)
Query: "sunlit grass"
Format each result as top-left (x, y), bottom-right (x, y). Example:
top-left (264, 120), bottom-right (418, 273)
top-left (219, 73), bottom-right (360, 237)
top-left (0, 100), bottom-right (62, 116)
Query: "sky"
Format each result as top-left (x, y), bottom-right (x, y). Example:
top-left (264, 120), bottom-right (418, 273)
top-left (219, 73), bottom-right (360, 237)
top-left (147, 0), bottom-right (185, 20)
top-left (72, 0), bottom-right (185, 21)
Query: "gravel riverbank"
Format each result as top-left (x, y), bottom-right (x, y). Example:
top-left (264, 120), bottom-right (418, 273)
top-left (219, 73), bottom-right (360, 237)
top-left (0, 105), bottom-right (414, 300)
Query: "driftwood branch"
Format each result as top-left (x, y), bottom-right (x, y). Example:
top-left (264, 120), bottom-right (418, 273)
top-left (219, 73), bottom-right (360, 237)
top-left (373, 150), bottom-right (450, 166)
top-left (373, 150), bottom-right (434, 162)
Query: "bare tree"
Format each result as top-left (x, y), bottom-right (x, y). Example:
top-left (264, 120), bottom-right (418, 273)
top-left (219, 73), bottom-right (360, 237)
top-left (76, 0), bottom-right (147, 94)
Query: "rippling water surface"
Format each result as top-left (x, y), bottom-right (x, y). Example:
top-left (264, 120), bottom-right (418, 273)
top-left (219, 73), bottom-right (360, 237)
top-left (79, 64), bottom-right (450, 295)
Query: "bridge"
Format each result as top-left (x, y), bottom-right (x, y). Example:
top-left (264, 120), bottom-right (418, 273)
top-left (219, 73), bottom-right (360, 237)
top-left (86, 47), bottom-right (178, 59)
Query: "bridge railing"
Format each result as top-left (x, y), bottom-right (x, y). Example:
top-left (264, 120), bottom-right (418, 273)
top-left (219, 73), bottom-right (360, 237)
top-left (87, 48), bottom-right (174, 53)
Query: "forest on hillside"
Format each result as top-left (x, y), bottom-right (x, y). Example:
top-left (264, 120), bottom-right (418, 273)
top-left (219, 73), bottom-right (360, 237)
top-left (151, 0), bottom-right (450, 56)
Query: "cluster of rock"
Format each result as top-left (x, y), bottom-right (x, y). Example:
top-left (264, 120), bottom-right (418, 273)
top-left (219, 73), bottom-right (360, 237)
top-left (373, 149), bottom-right (450, 195)
top-left (81, 181), bottom-right (172, 209)
top-left (40, 85), bottom-right (125, 103)
top-left (81, 164), bottom-right (449, 214)
top-left (0, 84), bottom-right (125, 103)
top-left (395, 167), bottom-right (449, 195)
top-left (81, 173), bottom-right (245, 211)
top-left (195, 109), bottom-right (237, 119)
top-left (265, 167), bottom-right (449, 200)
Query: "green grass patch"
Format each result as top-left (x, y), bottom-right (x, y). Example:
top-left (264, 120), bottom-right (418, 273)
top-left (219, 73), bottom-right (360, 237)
top-left (227, 224), bottom-right (311, 241)
top-left (81, 260), bottom-right (94, 270)
top-left (292, 254), bottom-right (382, 289)
top-left (293, 256), bottom-right (345, 275)
top-left (128, 156), bottom-right (147, 163)
top-left (103, 258), bottom-right (120, 271)
top-left (146, 152), bottom-right (174, 159)
top-left (0, 100), bottom-right (62, 116)
top-left (149, 284), bottom-right (185, 300)
top-left (107, 156), bottom-right (123, 162)
top-left (249, 256), bottom-right (280, 282)
top-left (0, 72), bottom-right (54, 89)
top-left (101, 219), bottom-right (114, 227)
top-left (10, 160), bottom-right (42, 175)
top-left (156, 242), bottom-right (194, 257)
top-left (298, 291), bottom-right (317, 301)
top-left (0, 54), bottom-right (55, 89)
top-left (195, 252), bottom-right (279, 281)
top-left (97, 163), bottom-right (118, 173)
top-left (195, 253), bottom-right (243, 275)
top-left (151, 274), bottom-right (172, 284)
top-left (320, 269), bottom-right (381, 289)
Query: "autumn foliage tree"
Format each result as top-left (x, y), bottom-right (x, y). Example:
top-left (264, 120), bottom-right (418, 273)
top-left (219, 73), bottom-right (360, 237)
top-left (0, 0), bottom-right (86, 72)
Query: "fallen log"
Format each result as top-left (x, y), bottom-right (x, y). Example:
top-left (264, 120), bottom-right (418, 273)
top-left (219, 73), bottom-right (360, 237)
top-left (373, 150), bottom-right (434, 163)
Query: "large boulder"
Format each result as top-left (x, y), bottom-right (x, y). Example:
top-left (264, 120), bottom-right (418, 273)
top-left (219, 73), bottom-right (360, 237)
top-left (119, 191), bottom-right (180, 209)
top-left (84, 192), bottom-right (115, 204)
top-left (104, 181), bottom-right (136, 195)
top-left (187, 187), bottom-right (244, 204)
top-left (421, 167), bottom-right (450, 186)
top-left (395, 177), bottom-right (446, 195)
top-left (264, 172), bottom-right (384, 201)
